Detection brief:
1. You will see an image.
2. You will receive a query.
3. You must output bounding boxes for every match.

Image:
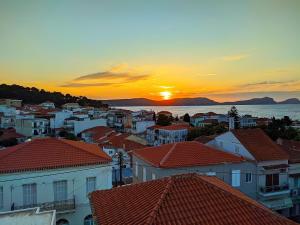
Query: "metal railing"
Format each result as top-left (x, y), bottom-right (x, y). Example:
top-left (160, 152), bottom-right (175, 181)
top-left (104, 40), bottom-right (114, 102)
top-left (14, 198), bottom-right (75, 212)
top-left (260, 184), bottom-right (289, 193)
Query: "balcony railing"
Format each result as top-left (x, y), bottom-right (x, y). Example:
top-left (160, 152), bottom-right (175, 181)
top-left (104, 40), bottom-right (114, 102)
top-left (260, 184), bottom-right (289, 193)
top-left (14, 198), bottom-right (75, 212)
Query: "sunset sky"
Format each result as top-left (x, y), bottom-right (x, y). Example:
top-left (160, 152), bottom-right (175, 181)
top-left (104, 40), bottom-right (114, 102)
top-left (0, 0), bottom-right (299, 101)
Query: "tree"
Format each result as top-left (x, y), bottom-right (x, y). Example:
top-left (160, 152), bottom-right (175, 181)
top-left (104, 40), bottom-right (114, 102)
top-left (228, 106), bottom-right (240, 128)
top-left (183, 113), bottom-right (190, 123)
top-left (156, 114), bottom-right (171, 126)
top-left (152, 112), bottom-right (156, 122)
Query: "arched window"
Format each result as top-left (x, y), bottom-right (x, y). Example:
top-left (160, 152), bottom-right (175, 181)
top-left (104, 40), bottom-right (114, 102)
top-left (84, 215), bottom-right (94, 225)
top-left (56, 219), bottom-right (69, 225)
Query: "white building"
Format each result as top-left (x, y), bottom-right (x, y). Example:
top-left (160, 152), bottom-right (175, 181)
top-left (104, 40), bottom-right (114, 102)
top-left (15, 117), bottom-right (50, 137)
top-left (0, 207), bottom-right (56, 225)
top-left (50, 111), bottom-right (73, 130)
top-left (209, 128), bottom-right (292, 216)
top-left (131, 120), bottom-right (155, 134)
top-left (239, 115), bottom-right (257, 128)
top-left (0, 105), bottom-right (17, 129)
top-left (39, 101), bottom-right (56, 109)
top-left (0, 138), bottom-right (112, 225)
top-left (64, 116), bottom-right (107, 135)
top-left (146, 124), bottom-right (189, 146)
top-left (190, 112), bottom-right (227, 127)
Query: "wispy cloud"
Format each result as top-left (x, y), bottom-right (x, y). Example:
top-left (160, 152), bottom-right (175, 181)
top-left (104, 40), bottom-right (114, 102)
top-left (60, 82), bottom-right (113, 87)
top-left (61, 64), bottom-right (151, 88)
top-left (239, 80), bottom-right (297, 88)
top-left (198, 73), bottom-right (217, 77)
top-left (222, 53), bottom-right (249, 62)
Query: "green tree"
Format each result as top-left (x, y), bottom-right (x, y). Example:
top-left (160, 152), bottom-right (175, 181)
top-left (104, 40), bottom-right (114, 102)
top-left (228, 106), bottom-right (240, 128)
top-left (183, 113), bottom-right (190, 123)
top-left (156, 114), bottom-right (171, 126)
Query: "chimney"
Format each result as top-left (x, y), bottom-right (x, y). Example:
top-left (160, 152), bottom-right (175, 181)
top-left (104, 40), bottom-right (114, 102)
top-left (229, 117), bottom-right (235, 130)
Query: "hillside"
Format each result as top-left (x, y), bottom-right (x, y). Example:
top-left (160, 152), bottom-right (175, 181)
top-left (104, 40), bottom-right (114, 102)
top-left (0, 84), bottom-right (107, 108)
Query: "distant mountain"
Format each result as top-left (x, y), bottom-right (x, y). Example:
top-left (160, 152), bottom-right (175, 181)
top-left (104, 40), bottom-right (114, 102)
top-left (222, 97), bottom-right (277, 105)
top-left (278, 98), bottom-right (300, 104)
top-left (104, 97), bottom-right (300, 106)
top-left (103, 97), bottom-right (218, 106)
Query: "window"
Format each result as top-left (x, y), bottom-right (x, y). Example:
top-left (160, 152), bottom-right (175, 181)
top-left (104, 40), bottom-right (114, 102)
top-left (152, 173), bottom-right (156, 180)
top-left (245, 173), bottom-right (252, 183)
top-left (206, 172), bottom-right (216, 176)
top-left (143, 167), bottom-right (147, 182)
top-left (266, 174), bottom-right (279, 187)
top-left (53, 180), bottom-right (67, 201)
top-left (23, 183), bottom-right (37, 206)
top-left (231, 170), bottom-right (241, 187)
top-left (86, 177), bottom-right (96, 194)
top-left (135, 162), bottom-right (138, 176)
top-left (0, 186), bottom-right (3, 209)
top-left (56, 219), bottom-right (69, 225)
top-left (234, 145), bottom-right (240, 154)
top-left (84, 215), bottom-right (94, 225)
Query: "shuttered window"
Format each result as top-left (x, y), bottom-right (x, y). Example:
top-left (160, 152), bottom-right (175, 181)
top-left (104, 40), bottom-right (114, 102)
top-left (53, 180), bottom-right (67, 201)
top-left (231, 170), bottom-right (241, 187)
top-left (23, 183), bottom-right (37, 206)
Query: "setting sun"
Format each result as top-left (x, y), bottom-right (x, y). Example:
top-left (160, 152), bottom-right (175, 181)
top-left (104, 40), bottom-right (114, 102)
top-left (160, 91), bottom-right (172, 100)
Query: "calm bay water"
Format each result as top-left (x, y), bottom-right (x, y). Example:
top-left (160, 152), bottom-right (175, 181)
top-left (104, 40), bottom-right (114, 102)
top-left (117, 104), bottom-right (300, 120)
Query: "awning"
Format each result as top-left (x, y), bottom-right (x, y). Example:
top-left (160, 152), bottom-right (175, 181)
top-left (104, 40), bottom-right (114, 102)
top-left (261, 197), bottom-right (293, 210)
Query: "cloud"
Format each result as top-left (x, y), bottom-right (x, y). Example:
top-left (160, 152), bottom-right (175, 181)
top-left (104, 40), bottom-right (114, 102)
top-left (198, 73), bottom-right (217, 77)
top-left (60, 82), bottom-right (113, 87)
top-left (239, 80), bottom-right (297, 88)
top-left (222, 54), bottom-right (249, 61)
top-left (62, 64), bottom-right (151, 88)
top-left (74, 71), bottom-right (128, 81)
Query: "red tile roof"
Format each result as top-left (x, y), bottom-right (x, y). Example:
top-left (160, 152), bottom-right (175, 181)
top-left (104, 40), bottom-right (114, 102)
top-left (99, 133), bottom-right (146, 152)
top-left (80, 126), bottom-right (115, 142)
top-left (278, 139), bottom-right (300, 164)
top-left (194, 135), bottom-right (216, 144)
top-left (0, 138), bottom-right (111, 174)
top-left (90, 173), bottom-right (296, 225)
top-left (231, 128), bottom-right (289, 162)
top-left (158, 124), bottom-right (190, 131)
top-left (132, 141), bottom-right (245, 168)
top-left (0, 128), bottom-right (25, 141)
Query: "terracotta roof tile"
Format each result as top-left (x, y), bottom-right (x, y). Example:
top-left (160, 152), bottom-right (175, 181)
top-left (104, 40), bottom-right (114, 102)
top-left (278, 139), bottom-right (300, 163)
top-left (99, 133), bottom-right (146, 152)
top-left (0, 128), bottom-right (25, 141)
top-left (132, 141), bottom-right (245, 168)
top-left (0, 138), bottom-right (111, 173)
top-left (80, 126), bottom-right (115, 142)
top-left (158, 124), bottom-right (190, 131)
top-left (90, 173), bottom-right (297, 225)
top-left (232, 128), bottom-right (288, 162)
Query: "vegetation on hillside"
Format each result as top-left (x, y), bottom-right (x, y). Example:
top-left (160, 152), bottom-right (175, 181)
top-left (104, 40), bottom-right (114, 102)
top-left (0, 84), bottom-right (108, 108)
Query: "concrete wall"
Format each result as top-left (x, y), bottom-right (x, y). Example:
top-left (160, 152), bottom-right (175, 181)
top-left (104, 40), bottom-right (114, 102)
top-left (73, 118), bottom-right (107, 135)
top-left (132, 155), bottom-right (258, 199)
top-left (0, 164), bottom-right (112, 225)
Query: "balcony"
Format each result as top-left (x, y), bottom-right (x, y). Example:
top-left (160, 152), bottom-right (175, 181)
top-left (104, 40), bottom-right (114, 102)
top-left (259, 184), bottom-right (290, 197)
top-left (14, 198), bottom-right (75, 213)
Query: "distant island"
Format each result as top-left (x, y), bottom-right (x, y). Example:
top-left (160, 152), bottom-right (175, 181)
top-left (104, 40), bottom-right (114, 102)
top-left (1, 84), bottom-right (299, 107)
top-left (103, 97), bottom-right (300, 106)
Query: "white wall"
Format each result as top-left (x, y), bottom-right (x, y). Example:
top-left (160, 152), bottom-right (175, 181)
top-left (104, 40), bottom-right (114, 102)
top-left (50, 111), bottom-right (73, 129)
top-left (73, 118), bottom-right (107, 135)
top-left (0, 164), bottom-right (112, 225)
top-left (210, 131), bottom-right (256, 160)
top-left (132, 121), bottom-right (155, 134)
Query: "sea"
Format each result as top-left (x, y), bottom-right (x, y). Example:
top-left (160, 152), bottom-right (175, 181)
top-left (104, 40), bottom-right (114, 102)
top-left (116, 104), bottom-right (300, 120)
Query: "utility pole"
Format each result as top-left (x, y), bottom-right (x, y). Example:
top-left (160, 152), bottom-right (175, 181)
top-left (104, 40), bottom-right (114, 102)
top-left (117, 151), bottom-right (124, 186)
